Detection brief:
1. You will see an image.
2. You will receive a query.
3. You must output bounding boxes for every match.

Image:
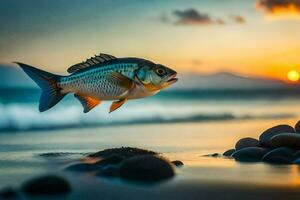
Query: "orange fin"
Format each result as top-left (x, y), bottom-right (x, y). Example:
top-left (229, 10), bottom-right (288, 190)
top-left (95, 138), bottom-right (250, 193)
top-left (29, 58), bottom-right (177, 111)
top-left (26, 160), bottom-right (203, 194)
top-left (106, 72), bottom-right (134, 90)
top-left (74, 94), bottom-right (101, 113)
top-left (109, 99), bottom-right (127, 113)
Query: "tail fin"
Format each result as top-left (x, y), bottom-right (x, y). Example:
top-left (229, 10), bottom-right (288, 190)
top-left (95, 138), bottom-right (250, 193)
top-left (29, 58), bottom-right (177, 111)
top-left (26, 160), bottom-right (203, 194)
top-left (15, 62), bottom-right (66, 112)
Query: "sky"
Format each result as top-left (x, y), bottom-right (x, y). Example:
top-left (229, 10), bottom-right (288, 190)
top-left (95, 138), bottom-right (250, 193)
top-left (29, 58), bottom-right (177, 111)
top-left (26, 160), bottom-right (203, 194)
top-left (0, 0), bottom-right (300, 81)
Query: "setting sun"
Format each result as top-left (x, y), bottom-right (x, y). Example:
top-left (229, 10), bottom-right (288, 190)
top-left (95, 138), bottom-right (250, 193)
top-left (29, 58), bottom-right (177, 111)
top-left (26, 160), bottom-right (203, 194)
top-left (287, 70), bottom-right (300, 82)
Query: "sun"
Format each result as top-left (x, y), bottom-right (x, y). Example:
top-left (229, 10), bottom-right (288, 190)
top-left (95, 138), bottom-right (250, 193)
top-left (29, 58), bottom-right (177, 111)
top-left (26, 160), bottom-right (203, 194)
top-left (287, 70), bottom-right (300, 82)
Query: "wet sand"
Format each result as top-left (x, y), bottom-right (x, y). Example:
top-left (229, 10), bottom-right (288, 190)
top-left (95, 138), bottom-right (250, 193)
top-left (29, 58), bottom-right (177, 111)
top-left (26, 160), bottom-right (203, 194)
top-left (1, 120), bottom-right (300, 199)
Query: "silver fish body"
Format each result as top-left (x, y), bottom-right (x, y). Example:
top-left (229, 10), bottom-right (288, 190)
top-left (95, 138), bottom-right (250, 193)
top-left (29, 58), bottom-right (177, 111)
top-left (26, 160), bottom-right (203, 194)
top-left (16, 54), bottom-right (177, 113)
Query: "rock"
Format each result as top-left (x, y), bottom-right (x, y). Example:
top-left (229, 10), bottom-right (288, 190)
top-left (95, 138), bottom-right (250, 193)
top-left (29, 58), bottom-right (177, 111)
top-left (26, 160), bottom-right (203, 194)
top-left (262, 147), bottom-right (295, 164)
top-left (270, 133), bottom-right (300, 149)
top-left (119, 155), bottom-right (174, 182)
top-left (293, 157), bottom-right (300, 164)
top-left (95, 155), bottom-right (124, 167)
top-left (295, 120), bottom-right (300, 133)
top-left (223, 149), bottom-right (235, 157)
top-left (171, 160), bottom-right (184, 167)
top-left (203, 153), bottom-right (221, 157)
top-left (259, 124), bottom-right (295, 147)
top-left (235, 137), bottom-right (260, 150)
top-left (96, 166), bottom-right (119, 177)
top-left (64, 163), bottom-right (99, 172)
top-left (21, 175), bottom-right (71, 195)
top-left (0, 187), bottom-right (18, 198)
top-left (88, 147), bottom-right (158, 159)
top-left (232, 147), bottom-right (269, 162)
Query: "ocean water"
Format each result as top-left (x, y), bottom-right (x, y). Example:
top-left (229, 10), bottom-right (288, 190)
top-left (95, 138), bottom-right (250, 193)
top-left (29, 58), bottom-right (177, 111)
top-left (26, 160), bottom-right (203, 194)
top-left (0, 88), bottom-right (300, 188)
top-left (0, 88), bottom-right (299, 132)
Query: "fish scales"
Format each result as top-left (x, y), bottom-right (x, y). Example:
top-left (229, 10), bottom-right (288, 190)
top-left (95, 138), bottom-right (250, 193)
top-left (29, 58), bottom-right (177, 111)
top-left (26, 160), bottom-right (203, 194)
top-left (59, 63), bottom-right (139, 100)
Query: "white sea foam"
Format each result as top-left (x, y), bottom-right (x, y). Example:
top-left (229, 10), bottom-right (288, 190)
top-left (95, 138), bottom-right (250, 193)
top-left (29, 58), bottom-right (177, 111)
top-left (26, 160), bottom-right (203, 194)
top-left (0, 101), bottom-right (294, 132)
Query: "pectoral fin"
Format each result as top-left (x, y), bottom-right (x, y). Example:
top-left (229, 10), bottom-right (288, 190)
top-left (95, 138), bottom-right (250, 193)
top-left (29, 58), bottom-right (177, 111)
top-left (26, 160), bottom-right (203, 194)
top-left (106, 72), bottom-right (135, 90)
top-left (74, 93), bottom-right (101, 113)
top-left (109, 99), bottom-right (127, 113)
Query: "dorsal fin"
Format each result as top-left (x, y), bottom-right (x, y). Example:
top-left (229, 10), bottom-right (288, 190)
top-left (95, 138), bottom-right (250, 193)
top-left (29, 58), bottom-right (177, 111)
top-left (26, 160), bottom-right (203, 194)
top-left (67, 53), bottom-right (117, 73)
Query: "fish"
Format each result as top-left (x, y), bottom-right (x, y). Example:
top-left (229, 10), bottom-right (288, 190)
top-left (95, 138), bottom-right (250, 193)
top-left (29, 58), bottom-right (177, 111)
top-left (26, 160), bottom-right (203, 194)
top-left (15, 53), bottom-right (178, 113)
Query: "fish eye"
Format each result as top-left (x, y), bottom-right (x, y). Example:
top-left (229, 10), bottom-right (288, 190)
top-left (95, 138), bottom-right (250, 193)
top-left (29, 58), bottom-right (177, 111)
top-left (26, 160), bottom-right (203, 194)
top-left (156, 68), bottom-right (166, 76)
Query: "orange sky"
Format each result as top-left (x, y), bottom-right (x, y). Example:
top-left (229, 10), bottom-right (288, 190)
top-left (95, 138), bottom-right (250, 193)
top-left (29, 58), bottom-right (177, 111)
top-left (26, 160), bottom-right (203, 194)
top-left (0, 0), bottom-right (300, 82)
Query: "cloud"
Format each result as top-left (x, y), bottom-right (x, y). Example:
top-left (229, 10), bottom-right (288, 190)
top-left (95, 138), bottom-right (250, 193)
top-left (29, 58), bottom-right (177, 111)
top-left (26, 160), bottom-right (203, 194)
top-left (173, 9), bottom-right (225, 25)
top-left (256, 0), bottom-right (300, 15)
top-left (230, 15), bottom-right (246, 24)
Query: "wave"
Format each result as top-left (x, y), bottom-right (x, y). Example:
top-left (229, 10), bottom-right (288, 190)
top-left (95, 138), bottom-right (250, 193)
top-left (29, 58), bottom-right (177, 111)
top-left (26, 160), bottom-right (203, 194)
top-left (0, 102), bottom-right (295, 132)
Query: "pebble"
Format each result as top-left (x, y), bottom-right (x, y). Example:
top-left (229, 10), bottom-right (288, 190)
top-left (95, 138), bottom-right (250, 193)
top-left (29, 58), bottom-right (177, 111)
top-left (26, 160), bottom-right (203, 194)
top-left (64, 163), bottom-right (99, 172)
top-left (232, 147), bottom-right (269, 162)
top-left (259, 125), bottom-right (295, 147)
top-left (119, 155), bottom-right (174, 182)
top-left (223, 149), bottom-right (235, 157)
top-left (262, 147), bottom-right (295, 164)
top-left (270, 133), bottom-right (300, 149)
top-left (235, 137), bottom-right (260, 150)
top-left (21, 175), bottom-right (71, 195)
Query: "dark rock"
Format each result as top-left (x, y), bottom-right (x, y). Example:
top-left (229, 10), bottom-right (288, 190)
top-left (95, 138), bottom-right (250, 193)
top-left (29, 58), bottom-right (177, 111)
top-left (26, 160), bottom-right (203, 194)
top-left (211, 153), bottom-right (221, 157)
top-left (171, 160), bottom-right (184, 167)
top-left (235, 137), bottom-right (260, 150)
top-left (39, 152), bottom-right (82, 157)
top-left (262, 147), bottom-right (295, 164)
top-left (293, 157), bottom-right (300, 164)
top-left (203, 153), bottom-right (221, 157)
top-left (96, 166), bottom-right (119, 177)
top-left (64, 163), bottom-right (99, 172)
top-left (21, 175), bottom-right (71, 195)
top-left (223, 149), bottom-right (235, 157)
top-left (119, 155), bottom-right (174, 182)
top-left (95, 155), bottom-right (124, 167)
top-left (295, 120), bottom-right (300, 133)
top-left (270, 133), bottom-right (300, 149)
top-left (259, 125), bottom-right (295, 147)
top-left (88, 147), bottom-right (158, 159)
top-left (0, 187), bottom-right (17, 198)
top-left (232, 147), bottom-right (269, 162)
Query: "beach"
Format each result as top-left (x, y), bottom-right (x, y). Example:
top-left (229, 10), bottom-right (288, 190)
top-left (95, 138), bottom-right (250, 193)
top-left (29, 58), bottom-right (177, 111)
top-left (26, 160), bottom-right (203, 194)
top-left (1, 118), bottom-right (300, 199)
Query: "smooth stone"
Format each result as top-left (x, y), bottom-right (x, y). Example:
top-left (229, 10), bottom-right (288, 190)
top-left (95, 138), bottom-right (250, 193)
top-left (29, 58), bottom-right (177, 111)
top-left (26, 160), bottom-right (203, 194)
top-left (262, 147), bottom-right (295, 164)
top-left (235, 137), bottom-right (260, 150)
top-left (88, 147), bottom-right (157, 159)
top-left (21, 175), bottom-right (71, 195)
top-left (259, 124), bottom-right (295, 147)
top-left (293, 157), bottom-right (300, 164)
top-left (203, 153), bottom-right (221, 157)
top-left (95, 155), bottom-right (124, 167)
top-left (232, 147), bottom-right (269, 162)
top-left (96, 166), bottom-right (119, 178)
top-left (0, 187), bottom-right (18, 198)
top-left (64, 163), bottom-right (99, 172)
top-left (270, 133), bottom-right (300, 149)
top-left (171, 160), bottom-right (184, 167)
top-left (295, 120), bottom-right (300, 133)
top-left (119, 155), bottom-right (174, 182)
top-left (223, 149), bottom-right (235, 157)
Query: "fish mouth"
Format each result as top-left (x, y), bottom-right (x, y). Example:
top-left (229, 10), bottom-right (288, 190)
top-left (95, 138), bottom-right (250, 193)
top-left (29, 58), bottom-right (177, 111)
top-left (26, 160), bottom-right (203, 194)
top-left (166, 73), bottom-right (178, 84)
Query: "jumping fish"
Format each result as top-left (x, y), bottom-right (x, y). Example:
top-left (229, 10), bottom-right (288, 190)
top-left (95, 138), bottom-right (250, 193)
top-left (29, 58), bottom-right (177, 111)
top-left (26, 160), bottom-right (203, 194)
top-left (15, 53), bottom-right (178, 113)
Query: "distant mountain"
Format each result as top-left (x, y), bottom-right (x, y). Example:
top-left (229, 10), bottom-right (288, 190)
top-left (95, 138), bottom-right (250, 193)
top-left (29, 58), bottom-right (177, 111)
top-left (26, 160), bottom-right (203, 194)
top-left (172, 72), bottom-right (293, 90)
top-left (0, 64), bottom-right (294, 90)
